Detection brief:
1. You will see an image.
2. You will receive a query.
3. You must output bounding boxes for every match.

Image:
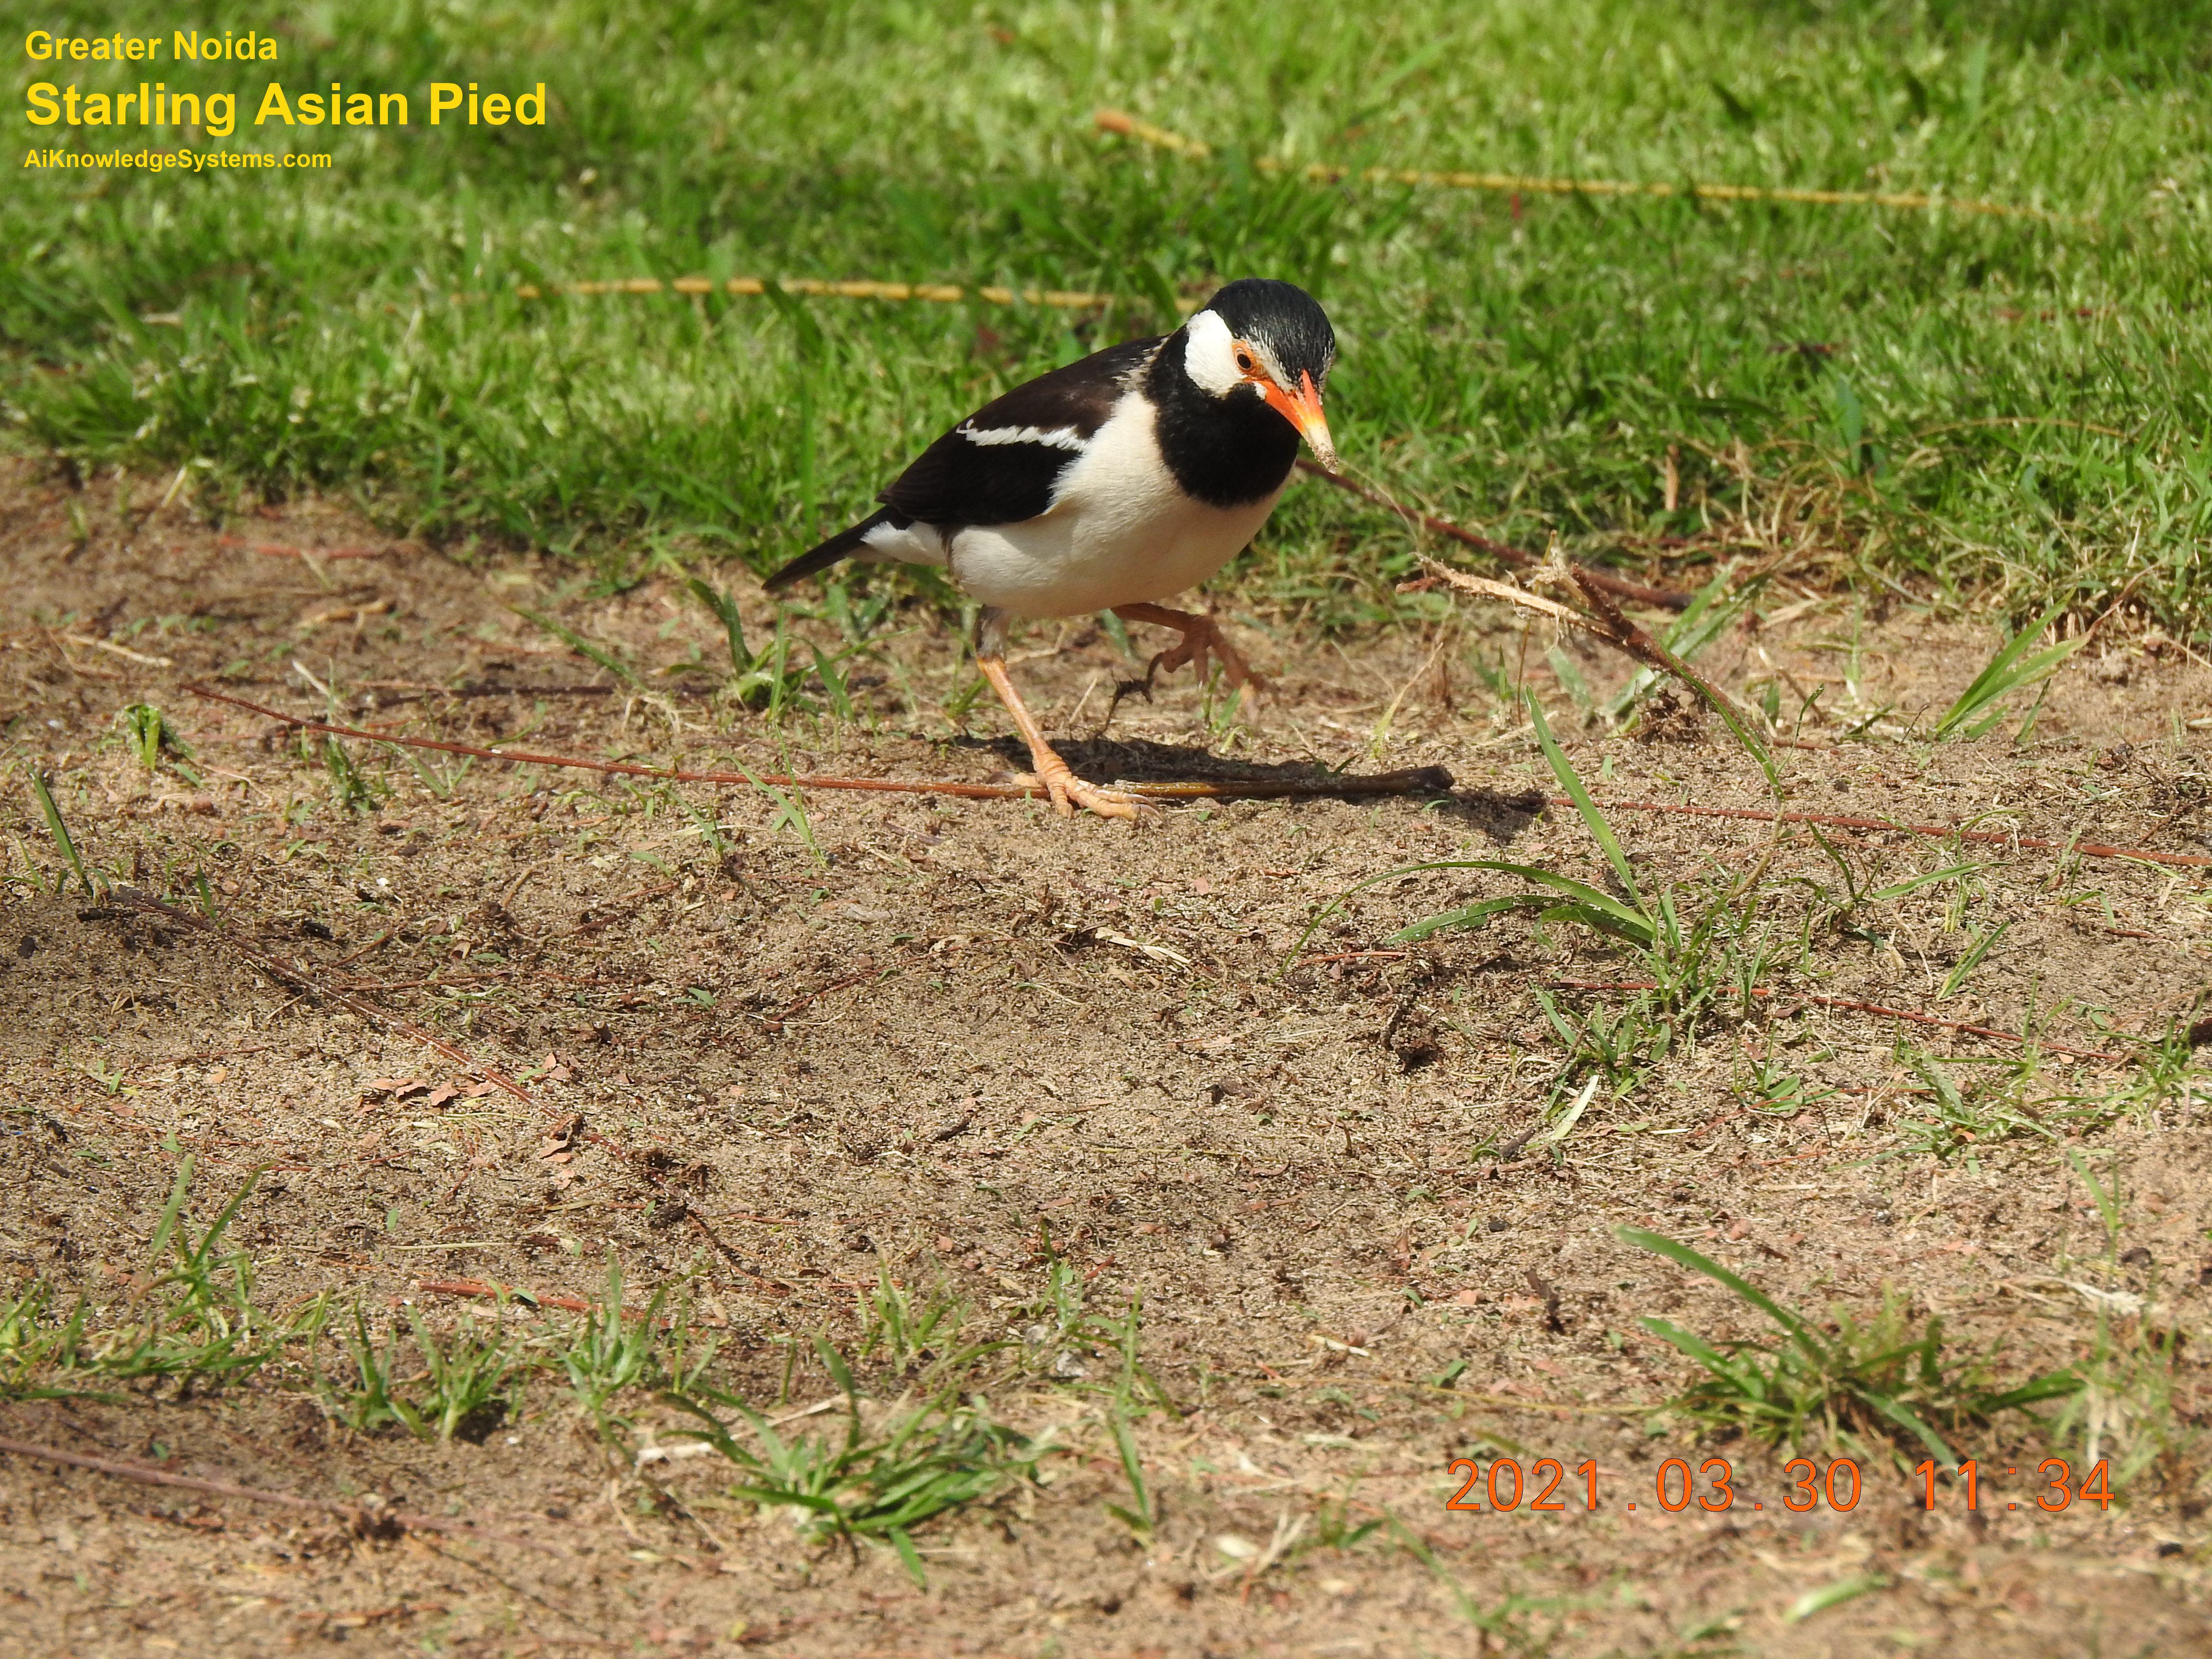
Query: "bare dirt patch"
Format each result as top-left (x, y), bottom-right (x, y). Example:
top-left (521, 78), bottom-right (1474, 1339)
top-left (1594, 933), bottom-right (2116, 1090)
top-left (5, 458), bottom-right (2212, 1657)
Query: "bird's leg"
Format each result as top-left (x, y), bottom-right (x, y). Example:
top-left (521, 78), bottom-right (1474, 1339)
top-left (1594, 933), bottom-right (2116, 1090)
top-left (1110, 602), bottom-right (1269, 704)
top-left (974, 608), bottom-right (1145, 821)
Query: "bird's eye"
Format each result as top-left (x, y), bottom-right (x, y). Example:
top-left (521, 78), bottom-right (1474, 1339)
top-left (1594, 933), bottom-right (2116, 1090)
top-left (1235, 349), bottom-right (1254, 372)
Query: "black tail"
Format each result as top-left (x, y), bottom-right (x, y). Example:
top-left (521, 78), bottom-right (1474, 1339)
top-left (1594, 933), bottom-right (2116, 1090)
top-left (762, 508), bottom-right (898, 593)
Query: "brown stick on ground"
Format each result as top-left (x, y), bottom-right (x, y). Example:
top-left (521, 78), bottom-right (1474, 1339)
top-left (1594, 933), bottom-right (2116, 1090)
top-left (1296, 459), bottom-right (1692, 610)
top-left (1553, 797), bottom-right (2212, 872)
top-left (1546, 980), bottom-right (2126, 1061)
top-left (104, 887), bottom-right (534, 1106)
top-left (181, 685), bottom-right (1455, 802)
top-left (183, 685), bottom-right (2208, 871)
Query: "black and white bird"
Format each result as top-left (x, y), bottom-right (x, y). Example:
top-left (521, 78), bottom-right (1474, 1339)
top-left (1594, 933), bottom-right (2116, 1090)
top-left (764, 277), bottom-right (1338, 819)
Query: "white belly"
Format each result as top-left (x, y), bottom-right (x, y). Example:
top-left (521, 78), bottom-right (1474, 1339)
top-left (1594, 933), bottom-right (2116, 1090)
top-left (862, 397), bottom-right (1286, 619)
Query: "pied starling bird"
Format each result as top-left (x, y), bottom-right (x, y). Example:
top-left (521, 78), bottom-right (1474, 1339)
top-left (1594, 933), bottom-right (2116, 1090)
top-left (764, 277), bottom-right (1338, 819)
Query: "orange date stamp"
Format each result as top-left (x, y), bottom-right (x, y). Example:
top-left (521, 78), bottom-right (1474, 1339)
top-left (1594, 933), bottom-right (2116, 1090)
top-left (1445, 1455), bottom-right (2117, 1514)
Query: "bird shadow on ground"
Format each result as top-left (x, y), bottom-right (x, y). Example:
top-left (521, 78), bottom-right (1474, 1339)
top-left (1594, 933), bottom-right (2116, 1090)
top-left (1426, 785), bottom-right (1549, 842)
top-left (954, 732), bottom-right (1399, 786)
top-left (953, 733), bottom-right (1544, 836)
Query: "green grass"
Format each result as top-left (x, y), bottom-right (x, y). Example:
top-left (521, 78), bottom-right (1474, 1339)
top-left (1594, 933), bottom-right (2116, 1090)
top-left (7, 1), bottom-right (2212, 634)
top-left (1621, 1226), bottom-right (2081, 1459)
top-left (1301, 691), bottom-right (1791, 1101)
top-left (0, 1160), bottom-right (311, 1400)
top-left (660, 1268), bottom-right (1168, 1582)
top-left (0, 1167), bottom-right (1136, 1559)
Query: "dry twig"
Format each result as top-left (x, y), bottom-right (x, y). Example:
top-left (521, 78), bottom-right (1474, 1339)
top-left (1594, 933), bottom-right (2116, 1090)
top-left (1097, 107), bottom-right (2089, 226)
top-left (104, 887), bottom-right (534, 1105)
top-left (1300, 460), bottom-right (1690, 609)
top-left (1548, 980), bottom-right (2126, 1060)
top-left (1560, 797), bottom-right (2212, 872)
top-left (182, 685), bottom-right (1453, 803)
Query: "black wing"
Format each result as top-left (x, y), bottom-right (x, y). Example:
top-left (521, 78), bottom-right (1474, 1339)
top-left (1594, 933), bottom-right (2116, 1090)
top-left (881, 334), bottom-right (1163, 528)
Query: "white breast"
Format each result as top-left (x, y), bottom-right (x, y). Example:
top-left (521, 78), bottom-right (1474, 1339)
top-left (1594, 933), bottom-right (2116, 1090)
top-left (945, 398), bottom-right (1285, 618)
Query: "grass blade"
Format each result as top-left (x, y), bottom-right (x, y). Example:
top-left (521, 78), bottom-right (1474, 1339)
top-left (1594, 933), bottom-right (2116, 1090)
top-left (1784, 1573), bottom-right (1890, 1624)
top-left (1937, 921), bottom-right (2011, 1000)
top-left (1865, 863), bottom-right (1984, 902)
top-left (1854, 1390), bottom-right (1957, 1463)
top-left (1296, 859), bottom-right (1655, 968)
top-left (145, 1158), bottom-right (195, 1265)
top-left (1637, 1317), bottom-right (1760, 1387)
top-left (687, 577), bottom-right (750, 670)
top-left (1528, 697), bottom-right (1641, 908)
top-left (1384, 895), bottom-right (1535, 943)
top-left (889, 1525), bottom-right (927, 1587)
top-left (27, 770), bottom-right (92, 895)
top-left (1618, 1227), bottom-right (1827, 1363)
top-left (511, 607), bottom-right (640, 686)
top-left (1109, 1408), bottom-right (1151, 1533)
top-left (1934, 604), bottom-right (2085, 739)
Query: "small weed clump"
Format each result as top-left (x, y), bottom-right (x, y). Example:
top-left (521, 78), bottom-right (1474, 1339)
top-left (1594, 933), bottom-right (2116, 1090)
top-left (663, 1265), bottom-right (1173, 1584)
top-left (1301, 693), bottom-right (1788, 1110)
top-left (325, 1305), bottom-right (523, 1443)
top-left (1, 1161), bottom-right (309, 1401)
top-left (1, 1167), bottom-right (1166, 1578)
top-left (1622, 1228), bottom-right (2080, 1461)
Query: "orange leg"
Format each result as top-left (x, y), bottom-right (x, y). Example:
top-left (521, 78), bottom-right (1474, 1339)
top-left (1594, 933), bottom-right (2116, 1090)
top-left (1111, 603), bottom-right (1268, 701)
top-left (974, 620), bottom-right (1144, 820)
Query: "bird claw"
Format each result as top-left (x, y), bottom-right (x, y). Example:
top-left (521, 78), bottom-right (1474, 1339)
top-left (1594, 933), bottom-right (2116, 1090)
top-left (1148, 615), bottom-right (1268, 703)
top-left (1098, 619), bottom-right (1265, 737)
top-left (1034, 768), bottom-right (1148, 821)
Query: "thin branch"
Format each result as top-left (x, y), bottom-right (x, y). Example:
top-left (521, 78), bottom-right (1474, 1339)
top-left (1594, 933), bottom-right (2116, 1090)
top-left (1558, 796), bottom-right (2212, 872)
top-left (1546, 980), bottom-right (2125, 1060)
top-left (1298, 460), bottom-right (1691, 609)
top-left (1570, 572), bottom-right (1742, 720)
top-left (1097, 107), bottom-right (2090, 227)
top-left (105, 887), bottom-right (534, 1106)
top-left (181, 685), bottom-right (1454, 803)
top-left (510, 274), bottom-right (1123, 310)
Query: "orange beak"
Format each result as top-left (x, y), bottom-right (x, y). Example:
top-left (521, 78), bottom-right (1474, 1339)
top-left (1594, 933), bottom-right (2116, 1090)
top-left (1253, 370), bottom-right (1338, 473)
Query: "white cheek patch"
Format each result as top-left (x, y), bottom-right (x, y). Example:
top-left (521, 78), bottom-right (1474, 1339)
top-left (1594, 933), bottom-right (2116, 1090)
top-left (958, 422), bottom-right (1088, 452)
top-left (1181, 309), bottom-right (1243, 396)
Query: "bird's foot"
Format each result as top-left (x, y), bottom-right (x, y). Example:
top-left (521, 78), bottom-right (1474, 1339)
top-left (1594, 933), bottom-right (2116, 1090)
top-left (1030, 755), bottom-right (1147, 820)
top-left (1114, 605), bottom-right (1269, 705)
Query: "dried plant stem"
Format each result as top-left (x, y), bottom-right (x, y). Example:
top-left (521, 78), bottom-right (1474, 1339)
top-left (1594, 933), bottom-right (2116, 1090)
top-left (105, 886), bottom-right (534, 1106)
top-left (1298, 460), bottom-right (1691, 610)
top-left (509, 275), bottom-right (1122, 309)
top-left (1569, 573), bottom-right (1740, 719)
top-left (181, 685), bottom-right (1452, 803)
top-left (1096, 108), bottom-right (2088, 226)
top-left (1548, 980), bottom-right (2124, 1060)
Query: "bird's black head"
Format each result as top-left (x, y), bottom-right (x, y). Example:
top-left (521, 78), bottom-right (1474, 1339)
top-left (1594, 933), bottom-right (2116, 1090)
top-left (1181, 278), bottom-right (1339, 472)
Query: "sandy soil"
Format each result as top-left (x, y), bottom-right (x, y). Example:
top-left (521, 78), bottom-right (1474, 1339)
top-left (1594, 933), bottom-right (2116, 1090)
top-left (4, 456), bottom-right (2212, 1657)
